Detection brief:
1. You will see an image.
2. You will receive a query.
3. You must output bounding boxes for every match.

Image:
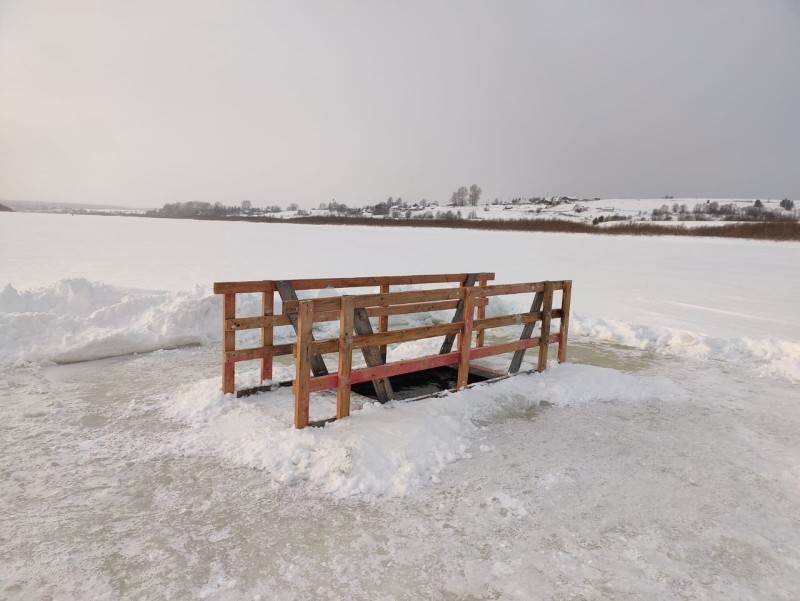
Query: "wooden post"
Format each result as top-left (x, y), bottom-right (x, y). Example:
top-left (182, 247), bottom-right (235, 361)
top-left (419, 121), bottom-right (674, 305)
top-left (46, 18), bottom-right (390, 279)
top-left (222, 293), bottom-right (236, 393)
top-left (475, 274), bottom-right (488, 348)
top-left (440, 273), bottom-right (478, 354)
top-left (337, 296), bottom-right (354, 419)
top-left (537, 282), bottom-right (554, 373)
top-left (261, 284), bottom-right (274, 383)
top-left (353, 308), bottom-right (394, 403)
top-left (276, 280), bottom-right (329, 376)
top-left (508, 290), bottom-right (544, 373)
top-left (294, 300), bottom-right (313, 428)
top-left (378, 283), bottom-right (390, 362)
top-left (557, 280), bottom-right (572, 363)
top-left (456, 288), bottom-right (476, 390)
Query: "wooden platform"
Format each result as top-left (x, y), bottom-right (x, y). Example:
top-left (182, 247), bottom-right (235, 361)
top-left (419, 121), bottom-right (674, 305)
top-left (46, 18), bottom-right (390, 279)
top-left (214, 272), bottom-right (572, 428)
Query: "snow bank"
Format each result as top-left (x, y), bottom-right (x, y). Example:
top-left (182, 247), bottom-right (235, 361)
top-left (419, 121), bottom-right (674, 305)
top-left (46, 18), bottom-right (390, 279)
top-left (572, 313), bottom-right (800, 382)
top-left (0, 279), bottom-right (222, 366)
top-left (159, 364), bottom-right (678, 497)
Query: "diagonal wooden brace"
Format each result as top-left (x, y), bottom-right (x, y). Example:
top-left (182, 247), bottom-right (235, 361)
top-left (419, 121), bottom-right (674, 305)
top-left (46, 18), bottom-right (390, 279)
top-left (275, 280), bottom-right (329, 376)
top-left (508, 290), bottom-right (544, 373)
top-left (439, 273), bottom-right (478, 355)
top-left (353, 308), bottom-right (394, 403)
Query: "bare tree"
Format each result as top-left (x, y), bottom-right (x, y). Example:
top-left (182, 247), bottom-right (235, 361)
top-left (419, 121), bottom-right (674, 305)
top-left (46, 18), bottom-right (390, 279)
top-left (451, 186), bottom-right (469, 206)
top-left (468, 184), bottom-right (482, 206)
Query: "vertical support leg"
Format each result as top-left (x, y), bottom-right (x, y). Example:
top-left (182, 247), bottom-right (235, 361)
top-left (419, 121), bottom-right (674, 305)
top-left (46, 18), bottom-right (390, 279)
top-left (476, 274), bottom-right (488, 348)
top-left (378, 283), bottom-right (390, 362)
top-left (508, 290), bottom-right (544, 373)
top-left (261, 284), bottom-right (274, 383)
top-left (222, 293), bottom-right (236, 394)
top-left (294, 300), bottom-right (313, 429)
top-left (557, 281), bottom-right (572, 363)
top-left (456, 288), bottom-right (476, 390)
top-left (537, 282), bottom-right (554, 373)
top-left (337, 296), bottom-right (354, 419)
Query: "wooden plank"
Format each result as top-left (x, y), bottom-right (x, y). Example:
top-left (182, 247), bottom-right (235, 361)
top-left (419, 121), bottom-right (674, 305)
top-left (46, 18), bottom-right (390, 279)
top-left (222, 293), bottom-right (236, 393)
top-left (286, 272), bottom-right (495, 291)
top-left (337, 296), bottom-right (354, 419)
top-left (378, 283), bottom-right (390, 362)
top-left (293, 300), bottom-right (313, 428)
top-left (479, 281), bottom-right (566, 298)
top-left (309, 351), bottom-right (462, 391)
top-left (471, 337), bottom-right (541, 361)
top-left (353, 308), bottom-right (393, 402)
top-left (367, 297), bottom-right (486, 317)
top-left (226, 299), bottom-right (489, 330)
top-left (227, 314), bottom-right (294, 330)
top-left (508, 291), bottom-right (544, 373)
top-left (282, 287), bottom-right (466, 313)
top-left (307, 338), bottom-right (341, 355)
top-left (557, 280), bottom-right (572, 363)
top-left (226, 342), bottom-right (294, 362)
top-left (537, 282), bottom-right (554, 372)
top-left (351, 322), bottom-right (461, 350)
top-left (474, 311), bottom-right (544, 332)
top-left (456, 288), bottom-right (476, 389)
top-left (213, 273), bottom-right (497, 295)
top-left (214, 280), bottom-right (272, 294)
top-left (440, 273), bottom-right (478, 354)
top-left (261, 285), bottom-right (274, 383)
top-left (275, 280), bottom-right (329, 376)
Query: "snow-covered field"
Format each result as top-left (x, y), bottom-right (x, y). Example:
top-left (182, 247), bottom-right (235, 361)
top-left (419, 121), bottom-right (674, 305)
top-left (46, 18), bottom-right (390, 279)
top-left (1, 212), bottom-right (799, 600)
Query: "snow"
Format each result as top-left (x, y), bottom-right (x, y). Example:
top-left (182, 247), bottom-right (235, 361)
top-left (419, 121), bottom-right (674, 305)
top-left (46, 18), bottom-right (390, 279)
top-left (1, 212), bottom-right (799, 599)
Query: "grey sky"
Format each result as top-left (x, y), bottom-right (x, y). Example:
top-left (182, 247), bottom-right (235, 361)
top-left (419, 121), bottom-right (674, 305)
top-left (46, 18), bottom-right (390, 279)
top-left (1, 1), bottom-right (798, 208)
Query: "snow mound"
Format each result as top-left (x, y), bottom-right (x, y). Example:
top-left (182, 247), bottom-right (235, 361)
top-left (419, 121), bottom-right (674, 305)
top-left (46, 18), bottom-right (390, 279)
top-left (572, 314), bottom-right (800, 382)
top-left (158, 364), bottom-right (677, 497)
top-left (0, 279), bottom-right (222, 366)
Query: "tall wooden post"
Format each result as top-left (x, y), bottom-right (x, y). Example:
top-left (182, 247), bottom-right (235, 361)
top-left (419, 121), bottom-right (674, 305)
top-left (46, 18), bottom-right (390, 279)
top-left (222, 293), bottom-right (236, 393)
top-left (294, 300), bottom-right (313, 428)
top-left (456, 288), bottom-right (476, 390)
top-left (261, 284), bottom-right (274, 383)
top-left (337, 296), bottom-right (354, 419)
top-left (557, 281), bottom-right (572, 363)
top-left (537, 282), bottom-right (554, 372)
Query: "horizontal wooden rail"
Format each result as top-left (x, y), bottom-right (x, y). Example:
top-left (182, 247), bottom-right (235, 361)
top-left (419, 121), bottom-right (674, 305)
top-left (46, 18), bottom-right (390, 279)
top-left (351, 322), bottom-right (460, 350)
top-left (309, 351), bottom-right (462, 393)
top-left (479, 281), bottom-right (565, 297)
top-left (306, 334), bottom-right (562, 395)
top-left (224, 298), bottom-right (489, 332)
top-left (282, 287), bottom-right (466, 313)
top-left (214, 272), bottom-right (495, 294)
top-left (473, 309), bottom-right (563, 332)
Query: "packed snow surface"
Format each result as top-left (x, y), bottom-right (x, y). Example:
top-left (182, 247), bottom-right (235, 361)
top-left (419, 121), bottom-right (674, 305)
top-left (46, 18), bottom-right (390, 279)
top-left (1, 213), bottom-right (799, 599)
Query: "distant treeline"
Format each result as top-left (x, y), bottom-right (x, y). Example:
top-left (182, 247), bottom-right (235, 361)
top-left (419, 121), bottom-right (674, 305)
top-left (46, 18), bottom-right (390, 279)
top-left (650, 199), bottom-right (796, 222)
top-left (0, 203), bottom-right (14, 212)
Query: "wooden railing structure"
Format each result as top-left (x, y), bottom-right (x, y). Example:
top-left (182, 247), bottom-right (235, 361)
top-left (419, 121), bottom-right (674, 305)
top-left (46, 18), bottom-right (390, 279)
top-left (213, 273), bottom-right (572, 428)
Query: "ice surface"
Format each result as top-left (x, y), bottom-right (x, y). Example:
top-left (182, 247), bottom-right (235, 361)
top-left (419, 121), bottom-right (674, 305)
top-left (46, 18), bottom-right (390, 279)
top-left (1, 213), bottom-right (799, 599)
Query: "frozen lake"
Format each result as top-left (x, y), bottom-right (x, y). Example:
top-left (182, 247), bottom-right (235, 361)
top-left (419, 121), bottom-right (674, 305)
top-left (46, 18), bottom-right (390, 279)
top-left (1, 213), bottom-right (799, 599)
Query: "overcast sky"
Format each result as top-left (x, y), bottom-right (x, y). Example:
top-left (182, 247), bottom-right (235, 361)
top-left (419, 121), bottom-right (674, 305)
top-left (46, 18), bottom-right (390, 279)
top-left (1, 1), bottom-right (798, 209)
